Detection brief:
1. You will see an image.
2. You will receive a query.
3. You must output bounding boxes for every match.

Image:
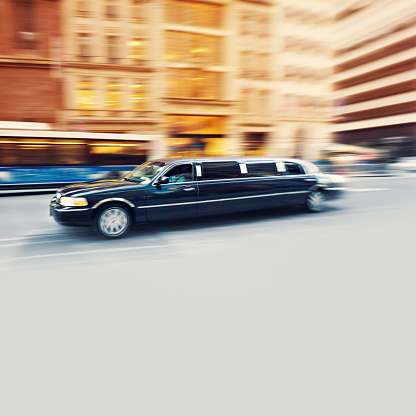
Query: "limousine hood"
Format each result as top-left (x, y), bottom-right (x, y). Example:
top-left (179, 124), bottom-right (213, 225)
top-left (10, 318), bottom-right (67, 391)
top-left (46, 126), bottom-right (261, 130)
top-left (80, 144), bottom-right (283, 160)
top-left (58, 179), bottom-right (144, 197)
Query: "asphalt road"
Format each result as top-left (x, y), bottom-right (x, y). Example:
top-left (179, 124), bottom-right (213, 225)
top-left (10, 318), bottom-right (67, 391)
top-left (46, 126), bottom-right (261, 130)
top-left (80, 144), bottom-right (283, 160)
top-left (0, 175), bottom-right (415, 416)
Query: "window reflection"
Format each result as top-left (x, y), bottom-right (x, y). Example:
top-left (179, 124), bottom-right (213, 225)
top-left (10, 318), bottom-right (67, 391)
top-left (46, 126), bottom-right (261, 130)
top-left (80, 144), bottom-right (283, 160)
top-left (76, 79), bottom-right (95, 115)
top-left (106, 80), bottom-right (124, 110)
top-left (130, 82), bottom-right (147, 110)
top-left (128, 38), bottom-right (146, 62)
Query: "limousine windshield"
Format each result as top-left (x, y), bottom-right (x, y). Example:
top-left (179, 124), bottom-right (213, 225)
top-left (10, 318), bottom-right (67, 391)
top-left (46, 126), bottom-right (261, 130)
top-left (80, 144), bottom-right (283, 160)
top-left (122, 161), bottom-right (166, 183)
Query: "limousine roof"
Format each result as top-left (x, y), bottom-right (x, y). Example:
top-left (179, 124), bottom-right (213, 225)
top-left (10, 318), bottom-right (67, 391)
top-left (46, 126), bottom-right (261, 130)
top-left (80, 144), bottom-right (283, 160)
top-left (151, 156), bottom-right (308, 165)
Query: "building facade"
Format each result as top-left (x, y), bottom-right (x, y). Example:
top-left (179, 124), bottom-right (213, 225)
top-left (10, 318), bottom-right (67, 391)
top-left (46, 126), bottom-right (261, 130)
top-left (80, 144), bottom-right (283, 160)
top-left (60, 0), bottom-right (162, 138)
top-left (277, 0), bottom-right (334, 161)
top-left (0, 0), bottom-right (62, 124)
top-left (0, 0), bottom-right (336, 161)
top-left (331, 0), bottom-right (416, 158)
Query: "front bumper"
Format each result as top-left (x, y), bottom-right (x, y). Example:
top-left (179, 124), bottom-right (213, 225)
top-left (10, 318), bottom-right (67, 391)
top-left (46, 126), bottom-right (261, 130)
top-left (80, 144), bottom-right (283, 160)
top-left (50, 197), bottom-right (93, 226)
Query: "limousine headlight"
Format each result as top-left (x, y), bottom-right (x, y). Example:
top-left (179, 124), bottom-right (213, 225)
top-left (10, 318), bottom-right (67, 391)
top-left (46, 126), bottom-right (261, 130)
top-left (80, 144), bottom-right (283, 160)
top-left (59, 196), bottom-right (88, 207)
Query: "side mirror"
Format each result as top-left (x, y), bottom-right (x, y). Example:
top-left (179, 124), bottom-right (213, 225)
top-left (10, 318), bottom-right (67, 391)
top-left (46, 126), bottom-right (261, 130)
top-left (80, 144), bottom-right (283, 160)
top-left (157, 176), bottom-right (169, 185)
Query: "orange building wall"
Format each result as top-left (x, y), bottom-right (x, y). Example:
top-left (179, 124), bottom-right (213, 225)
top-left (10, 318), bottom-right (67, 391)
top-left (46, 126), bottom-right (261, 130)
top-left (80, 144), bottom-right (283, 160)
top-left (0, 0), bottom-right (62, 124)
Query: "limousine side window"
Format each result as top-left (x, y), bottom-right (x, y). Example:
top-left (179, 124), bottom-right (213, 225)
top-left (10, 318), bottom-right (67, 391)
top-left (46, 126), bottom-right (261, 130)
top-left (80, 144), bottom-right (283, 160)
top-left (246, 163), bottom-right (279, 177)
top-left (284, 162), bottom-right (305, 175)
top-left (164, 164), bottom-right (193, 183)
top-left (202, 161), bottom-right (242, 180)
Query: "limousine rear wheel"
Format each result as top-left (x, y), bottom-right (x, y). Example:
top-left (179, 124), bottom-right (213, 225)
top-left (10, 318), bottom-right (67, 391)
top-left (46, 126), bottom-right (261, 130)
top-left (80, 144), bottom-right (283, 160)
top-left (306, 189), bottom-right (326, 212)
top-left (94, 203), bottom-right (132, 238)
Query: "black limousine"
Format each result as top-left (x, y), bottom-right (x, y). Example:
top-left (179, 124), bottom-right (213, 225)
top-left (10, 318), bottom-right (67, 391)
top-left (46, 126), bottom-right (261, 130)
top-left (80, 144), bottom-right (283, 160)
top-left (50, 157), bottom-right (345, 238)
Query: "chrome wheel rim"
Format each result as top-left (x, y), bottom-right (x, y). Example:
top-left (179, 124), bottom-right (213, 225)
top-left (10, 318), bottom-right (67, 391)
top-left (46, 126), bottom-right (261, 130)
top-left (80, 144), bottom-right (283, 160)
top-left (307, 191), bottom-right (325, 211)
top-left (99, 207), bottom-right (129, 236)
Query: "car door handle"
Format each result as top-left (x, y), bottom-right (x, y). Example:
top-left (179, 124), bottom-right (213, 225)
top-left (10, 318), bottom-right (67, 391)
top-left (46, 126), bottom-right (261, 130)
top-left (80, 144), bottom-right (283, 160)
top-left (183, 187), bottom-right (195, 191)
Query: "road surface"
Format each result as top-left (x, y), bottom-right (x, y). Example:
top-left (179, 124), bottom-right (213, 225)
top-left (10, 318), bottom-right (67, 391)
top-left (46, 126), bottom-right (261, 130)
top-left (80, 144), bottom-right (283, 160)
top-left (0, 175), bottom-right (415, 416)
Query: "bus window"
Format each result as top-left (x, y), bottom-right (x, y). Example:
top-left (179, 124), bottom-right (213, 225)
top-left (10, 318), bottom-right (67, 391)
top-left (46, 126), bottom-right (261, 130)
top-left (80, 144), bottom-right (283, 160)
top-left (88, 142), bottom-right (146, 165)
top-left (17, 143), bottom-right (54, 166)
top-left (53, 143), bottom-right (88, 165)
top-left (0, 143), bottom-right (19, 166)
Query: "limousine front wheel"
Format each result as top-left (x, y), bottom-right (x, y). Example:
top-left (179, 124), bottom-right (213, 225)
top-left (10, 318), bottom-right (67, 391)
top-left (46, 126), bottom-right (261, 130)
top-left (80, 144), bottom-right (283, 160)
top-left (94, 204), bottom-right (132, 238)
top-left (306, 189), bottom-right (326, 212)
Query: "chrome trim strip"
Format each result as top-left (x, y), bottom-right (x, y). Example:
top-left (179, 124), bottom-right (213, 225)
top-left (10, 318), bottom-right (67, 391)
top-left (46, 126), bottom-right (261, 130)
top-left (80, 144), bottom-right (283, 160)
top-left (138, 190), bottom-right (308, 209)
top-left (198, 191), bottom-right (308, 204)
top-left (55, 208), bottom-right (90, 212)
top-left (92, 198), bottom-right (135, 209)
top-left (138, 201), bottom-right (197, 209)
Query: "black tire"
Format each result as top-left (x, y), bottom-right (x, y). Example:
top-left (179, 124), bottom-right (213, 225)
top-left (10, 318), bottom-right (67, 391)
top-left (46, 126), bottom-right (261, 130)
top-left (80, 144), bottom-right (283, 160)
top-left (93, 203), bottom-right (132, 238)
top-left (305, 189), bottom-right (326, 212)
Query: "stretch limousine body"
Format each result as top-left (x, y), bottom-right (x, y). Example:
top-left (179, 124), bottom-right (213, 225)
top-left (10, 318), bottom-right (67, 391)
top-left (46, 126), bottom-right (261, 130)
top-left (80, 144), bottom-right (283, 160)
top-left (50, 157), bottom-right (345, 238)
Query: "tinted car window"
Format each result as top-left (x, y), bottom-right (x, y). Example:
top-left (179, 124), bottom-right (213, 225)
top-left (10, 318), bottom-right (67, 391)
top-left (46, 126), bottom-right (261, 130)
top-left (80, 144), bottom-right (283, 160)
top-left (164, 164), bottom-right (193, 183)
top-left (247, 163), bottom-right (278, 177)
top-left (202, 161), bottom-right (242, 180)
top-left (284, 162), bottom-right (305, 175)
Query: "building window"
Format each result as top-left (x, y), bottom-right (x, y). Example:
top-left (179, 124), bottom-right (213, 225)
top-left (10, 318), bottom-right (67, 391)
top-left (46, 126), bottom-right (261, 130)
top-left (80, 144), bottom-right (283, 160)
top-left (76, 79), bottom-right (95, 115)
top-left (130, 82), bottom-right (147, 110)
top-left (240, 51), bottom-right (251, 78)
top-left (260, 90), bottom-right (270, 115)
top-left (106, 36), bottom-right (120, 63)
top-left (165, 0), bottom-right (222, 29)
top-left (128, 38), bottom-right (147, 63)
top-left (165, 31), bottom-right (221, 66)
top-left (14, 0), bottom-right (37, 48)
top-left (259, 15), bottom-right (270, 37)
top-left (240, 13), bottom-right (252, 36)
top-left (75, 0), bottom-right (90, 17)
top-left (258, 54), bottom-right (270, 79)
top-left (106, 80), bottom-right (124, 110)
top-left (242, 89), bottom-right (252, 113)
top-left (166, 69), bottom-right (220, 100)
top-left (105, 0), bottom-right (118, 19)
top-left (243, 133), bottom-right (267, 156)
top-left (77, 33), bottom-right (92, 61)
top-left (130, 0), bottom-right (146, 22)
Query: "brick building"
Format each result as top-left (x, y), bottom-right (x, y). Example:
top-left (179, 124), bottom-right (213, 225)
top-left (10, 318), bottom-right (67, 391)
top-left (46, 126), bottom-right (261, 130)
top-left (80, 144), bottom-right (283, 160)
top-left (0, 0), bottom-right (62, 124)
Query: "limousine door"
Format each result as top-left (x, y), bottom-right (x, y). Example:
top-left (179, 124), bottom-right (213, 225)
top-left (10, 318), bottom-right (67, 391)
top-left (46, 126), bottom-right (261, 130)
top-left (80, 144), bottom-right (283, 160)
top-left (197, 161), bottom-right (252, 215)
top-left (144, 163), bottom-right (198, 221)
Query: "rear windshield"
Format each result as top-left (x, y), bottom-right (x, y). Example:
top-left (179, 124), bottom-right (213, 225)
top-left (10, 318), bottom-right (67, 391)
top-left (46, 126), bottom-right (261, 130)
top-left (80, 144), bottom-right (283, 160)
top-left (284, 162), bottom-right (305, 175)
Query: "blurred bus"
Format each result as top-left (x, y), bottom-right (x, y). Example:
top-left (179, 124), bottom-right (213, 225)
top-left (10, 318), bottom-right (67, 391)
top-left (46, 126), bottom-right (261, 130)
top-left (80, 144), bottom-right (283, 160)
top-left (0, 124), bottom-right (158, 193)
